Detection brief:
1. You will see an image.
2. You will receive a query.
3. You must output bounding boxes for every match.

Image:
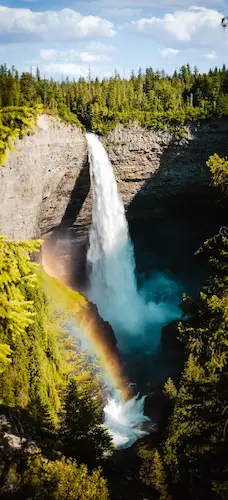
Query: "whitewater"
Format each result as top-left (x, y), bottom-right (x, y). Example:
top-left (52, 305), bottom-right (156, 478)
top-left (85, 132), bottom-right (180, 448)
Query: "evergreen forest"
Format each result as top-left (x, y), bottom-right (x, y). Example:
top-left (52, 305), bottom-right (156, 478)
top-left (0, 63), bottom-right (228, 135)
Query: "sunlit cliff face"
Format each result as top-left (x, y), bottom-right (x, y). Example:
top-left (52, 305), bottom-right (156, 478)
top-left (42, 233), bottom-right (73, 287)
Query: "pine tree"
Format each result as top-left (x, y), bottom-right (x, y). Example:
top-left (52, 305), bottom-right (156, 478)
top-left (139, 449), bottom-right (170, 500)
top-left (60, 379), bottom-right (113, 463)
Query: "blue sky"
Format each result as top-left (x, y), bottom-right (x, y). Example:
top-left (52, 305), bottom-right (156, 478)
top-left (0, 0), bottom-right (228, 79)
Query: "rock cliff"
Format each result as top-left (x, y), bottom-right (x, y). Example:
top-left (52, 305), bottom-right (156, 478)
top-left (103, 119), bottom-right (228, 218)
top-left (1, 115), bottom-right (227, 289)
top-left (1, 116), bottom-right (228, 243)
top-left (0, 114), bottom-right (87, 240)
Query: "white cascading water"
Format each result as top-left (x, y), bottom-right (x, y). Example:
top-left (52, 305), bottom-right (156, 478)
top-left (86, 132), bottom-right (144, 335)
top-left (86, 133), bottom-right (180, 448)
top-left (103, 393), bottom-right (151, 449)
top-left (86, 132), bottom-right (151, 448)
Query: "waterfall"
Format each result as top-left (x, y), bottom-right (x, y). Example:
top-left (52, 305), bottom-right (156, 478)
top-left (86, 133), bottom-right (152, 448)
top-left (85, 133), bottom-right (180, 449)
top-left (86, 132), bottom-right (144, 337)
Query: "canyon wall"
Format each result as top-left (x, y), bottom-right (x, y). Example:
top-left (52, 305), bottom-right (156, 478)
top-left (64, 118), bottom-right (228, 235)
top-left (0, 114), bottom-right (87, 240)
top-left (1, 115), bottom-right (228, 243)
top-left (1, 114), bottom-right (227, 289)
top-left (103, 119), bottom-right (228, 217)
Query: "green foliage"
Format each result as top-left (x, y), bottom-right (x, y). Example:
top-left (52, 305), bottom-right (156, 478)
top-left (1, 64), bottom-right (228, 136)
top-left (0, 106), bottom-right (38, 165)
top-left (60, 379), bottom-right (113, 463)
top-left (12, 454), bottom-right (109, 499)
top-left (163, 378), bottom-right (177, 400)
top-left (0, 342), bottom-right (11, 373)
top-left (139, 448), bottom-right (170, 500)
top-left (207, 153), bottom-right (228, 193)
top-left (0, 235), bottom-right (41, 342)
top-left (0, 236), bottom-right (62, 423)
top-left (42, 104), bottom-right (85, 131)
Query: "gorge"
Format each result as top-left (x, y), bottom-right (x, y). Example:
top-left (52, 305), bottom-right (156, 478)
top-left (0, 110), bottom-right (227, 499)
top-left (1, 115), bottom-right (227, 292)
top-left (0, 116), bottom-right (227, 445)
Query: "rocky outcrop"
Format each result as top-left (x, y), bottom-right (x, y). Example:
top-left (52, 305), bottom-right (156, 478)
top-left (103, 119), bottom-right (228, 217)
top-left (0, 114), bottom-right (87, 240)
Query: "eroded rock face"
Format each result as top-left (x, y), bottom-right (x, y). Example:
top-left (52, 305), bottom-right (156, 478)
top-left (0, 114), bottom-right (87, 240)
top-left (102, 119), bottom-right (228, 217)
top-left (1, 117), bottom-right (228, 243)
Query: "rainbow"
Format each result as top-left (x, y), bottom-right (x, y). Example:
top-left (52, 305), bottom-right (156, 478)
top-left (41, 241), bottom-right (132, 401)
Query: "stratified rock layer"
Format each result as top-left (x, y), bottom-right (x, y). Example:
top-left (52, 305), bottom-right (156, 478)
top-left (0, 114), bottom-right (87, 240)
top-left (1, 116), bottom-right (228, 242)
top-left (103, 119), bottom-right (228, 218)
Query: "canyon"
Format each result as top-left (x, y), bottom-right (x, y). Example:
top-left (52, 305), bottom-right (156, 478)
top-left (1, 115), bottom-right (227, 240)
top-left (0, 114), bottom-right (227, 290)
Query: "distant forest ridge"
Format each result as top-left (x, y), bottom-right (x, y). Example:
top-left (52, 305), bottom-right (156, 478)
top-left (0, 63), bottom-right (228, 135)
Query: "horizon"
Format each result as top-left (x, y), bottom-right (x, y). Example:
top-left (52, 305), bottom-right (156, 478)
top-left (1, 61), bottom-right (227, 81)
top-left (0, 61), bottom-right (227, 81)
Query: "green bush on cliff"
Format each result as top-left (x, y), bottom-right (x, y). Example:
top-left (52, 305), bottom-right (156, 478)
top-left (42, 104), bottom-right (85, 132)
top-left (0, 104), bottom-right (85, 166)
top-left (207, 153), bottom-right (228, 192)
top-left (0, 106), bottom-right (38, 165)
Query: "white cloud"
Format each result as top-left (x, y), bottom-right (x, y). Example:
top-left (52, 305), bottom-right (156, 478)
top-left (86, 41), bottom-right (116, 52)
top-left (79, 51), bottom-right (110, 62)
top-left (43, 63), bottom-right (89, 77)
top-left (40, 49), bottom-right (57, 61)
top-left (124, 6), bottom-right (224, 46)
top-left (204, 50), bottom-right (217, 59)
top-left (161, 47), bottom-right (180, 57)
top-left (0, 6), bottom-right (116, 43)
top-left (40, 48), bottom-right (111, 64)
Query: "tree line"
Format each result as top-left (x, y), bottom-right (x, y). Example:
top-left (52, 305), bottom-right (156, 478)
top-left (0, 63), bottom-right (228, 134)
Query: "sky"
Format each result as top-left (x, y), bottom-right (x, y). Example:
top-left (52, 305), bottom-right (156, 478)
top-left (0, 0), bottom-right (228, 79)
